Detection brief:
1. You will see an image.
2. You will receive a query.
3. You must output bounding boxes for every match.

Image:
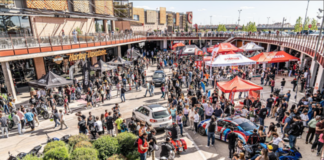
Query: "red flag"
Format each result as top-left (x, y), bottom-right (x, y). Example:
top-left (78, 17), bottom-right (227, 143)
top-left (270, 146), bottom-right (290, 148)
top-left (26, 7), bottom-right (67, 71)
top-left (229, 87), bottom-right (237, 104)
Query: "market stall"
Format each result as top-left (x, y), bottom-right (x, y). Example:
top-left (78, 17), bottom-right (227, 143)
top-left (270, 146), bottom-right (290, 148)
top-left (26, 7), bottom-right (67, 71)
top-left (217, 76), bottom-right (263, 93)
top-left (172, 42), bottom-right (185, 50)
top-left (178, 45), bottom-right (202, 56)
top-left (205, 54), bottom-right (256, 67)
top-left (28, 71), bottom-right (73, 89)
top-left (91, 60), bottom-right (117, 72)
top-left (107, 57), bottom-right (132, 66)
top-left (207, 43), bottom-right (243, 54)
top-left (239, 42), bottom-right (264, 52)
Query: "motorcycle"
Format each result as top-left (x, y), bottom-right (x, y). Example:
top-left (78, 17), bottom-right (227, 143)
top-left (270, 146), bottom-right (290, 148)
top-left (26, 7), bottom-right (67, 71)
top-left (7, 145), bottom-right (42, 160)
top-left (53, 93), bottom-right (64, 106)
top-left (46, 133), bottom-right (60, 143)
top-left (164, 124), bottom-right (187, 155)
top-left (7, 114), bottom-right (15, 131)
top-left (160, 150), bottom-right (175, 160)
top-left (36, 101), bottom-right (50, 119)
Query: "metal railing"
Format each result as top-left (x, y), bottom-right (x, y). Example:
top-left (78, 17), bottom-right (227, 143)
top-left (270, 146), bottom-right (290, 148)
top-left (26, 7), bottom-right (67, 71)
top-left (1, 31), bottom-right (323, 59)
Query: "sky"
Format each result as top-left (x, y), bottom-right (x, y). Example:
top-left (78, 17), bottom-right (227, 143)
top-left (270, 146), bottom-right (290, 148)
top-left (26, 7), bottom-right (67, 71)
top-left (131, 1), bottom-right (324, 25)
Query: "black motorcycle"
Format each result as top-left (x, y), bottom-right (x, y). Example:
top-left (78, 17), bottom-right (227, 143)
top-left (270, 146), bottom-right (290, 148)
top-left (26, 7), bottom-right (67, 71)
top-left (53, 93), bottom-right (64, 106)
top-left (8, 145), bottom-right (42, 160)
top-left (36, 103), bottom-right (49, 119)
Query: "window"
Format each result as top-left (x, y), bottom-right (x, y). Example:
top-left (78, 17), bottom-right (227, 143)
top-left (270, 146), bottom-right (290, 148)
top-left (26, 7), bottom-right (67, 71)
top-left (133, 15), bottom-right (139, 21)
top-left (217, 120), bottom-right (226, 127)
top-left (173, 18), bottom-right (176, 24)
top-left (152, 110), bottom-right (169, 119)
top-left (0, 16), bottom-right (32, 37)
top-left (107, 20), bottom-right (112, 32)
top-left (141, 108), bottom-right (150, 116)
top-left (95, 19), bottom-right (104, 33)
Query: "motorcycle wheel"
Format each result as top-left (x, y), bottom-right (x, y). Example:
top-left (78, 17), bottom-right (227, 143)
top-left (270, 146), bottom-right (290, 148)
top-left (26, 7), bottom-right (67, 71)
top-left (8, 121), bottom-right (14, 131)
top-left (57, 98), bottom-right (64, 106)
top-left (43, 112), bottom-right (49, 119)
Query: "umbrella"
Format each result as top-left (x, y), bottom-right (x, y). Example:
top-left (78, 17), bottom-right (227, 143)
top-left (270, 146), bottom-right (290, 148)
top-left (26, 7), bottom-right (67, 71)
top-left (28, 71), bottom-right (73, 89)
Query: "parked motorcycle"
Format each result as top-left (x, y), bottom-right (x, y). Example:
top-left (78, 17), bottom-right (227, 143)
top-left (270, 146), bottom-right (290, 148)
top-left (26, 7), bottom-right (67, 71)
top-left (36, 103), bottom-right (49, 119)
top-left (160, 150), bottom-right (175, 160)
top-left (53, 94), bottom-right (64, 106)
top-left (164, 124), bottom-right (187, 156)
top-left (7, 145), bottom-right (42, 160)
top-left (46, 133), bottom-right (60, 143)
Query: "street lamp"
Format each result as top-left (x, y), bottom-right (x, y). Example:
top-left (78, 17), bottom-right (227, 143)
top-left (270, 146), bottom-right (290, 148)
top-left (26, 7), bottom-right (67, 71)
top-left (237, 9), bottom-right (242, 31)
top-left (267, 17), bottom-right (270, 29)
top-left (314, 8), bottom-right (324, 61)
top-left (302, 0), bottom-right (310, 32)
top-left (281, 17), bottom-right (287, 32)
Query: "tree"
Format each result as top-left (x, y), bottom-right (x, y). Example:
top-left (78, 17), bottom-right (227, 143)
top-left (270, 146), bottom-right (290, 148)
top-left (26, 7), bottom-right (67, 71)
top-left (311, 18), bottom-right (318, 31)
top-left (217, 24), bottom-right (227, 32)
top-left (303, 17), bottom-right (310, 30)
top-left (294, 17), bottom-right (303, 32)
top-left (246, 22), bottom-right (257, 32)
top-left (241, 25), bottom-right (246, 31)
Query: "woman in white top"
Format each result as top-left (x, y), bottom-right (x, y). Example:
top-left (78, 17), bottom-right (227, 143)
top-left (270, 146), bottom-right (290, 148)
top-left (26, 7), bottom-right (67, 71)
top-left (188, 107), bottom-right (195, 130)
top-left (249, 71), bottom-right (253, 81)
top-left (94, 116), bottom-right (103, 135)
top-left (193, 110), bottom-right (200, 134)
top-left (240, 106), bottom-right (249, 118)
top-left (59, 110), bottom-right (68, 130)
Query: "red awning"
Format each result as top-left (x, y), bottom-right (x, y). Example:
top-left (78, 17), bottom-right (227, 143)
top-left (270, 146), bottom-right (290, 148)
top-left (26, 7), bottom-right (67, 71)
top-left (249, 51), bottom-right (300, 64)
top-left (217, 43), bottom-right (244, 53)
top-left (207, 44), bottom-right (219, 53)
top-left (217, 76), bottom-right (263, 93)
top-left (195, 50), bottom-right (207, 56)
top-left (172, 42), bottom-right (185, 49)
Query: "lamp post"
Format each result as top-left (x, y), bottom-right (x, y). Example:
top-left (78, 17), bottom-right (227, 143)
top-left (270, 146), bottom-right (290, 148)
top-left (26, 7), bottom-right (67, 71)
top-left (237, 10), bottom-right (242, 31)
top-left (314, 8), bottom-right (324, 61)
top-left (267, 17), bottom-right (270, 30)
top-left (302, 0), bottom-right (310, 32)
top-left (210, 15), bottom-right (212, 25)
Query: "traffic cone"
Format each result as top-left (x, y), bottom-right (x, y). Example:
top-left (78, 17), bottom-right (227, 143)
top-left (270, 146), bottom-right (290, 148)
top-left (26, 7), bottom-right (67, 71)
top-left (129, 84), bottom-right (131, 91)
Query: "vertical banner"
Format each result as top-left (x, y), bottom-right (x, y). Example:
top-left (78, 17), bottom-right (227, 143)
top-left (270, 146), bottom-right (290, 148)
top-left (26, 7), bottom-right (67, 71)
top-left (82, 60), bottom-right (91, 92)
top-left (69, 65), bottom-right (75, 80)
top-left (248, 90), bottom-right (260, 103)
top-left (229, 87), bottom-right (237, 104)
top-left (195, 61), bottom-right (202, 69)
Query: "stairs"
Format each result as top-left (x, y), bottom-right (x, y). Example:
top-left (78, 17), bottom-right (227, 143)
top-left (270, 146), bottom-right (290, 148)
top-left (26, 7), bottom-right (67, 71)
top-left (223, 37), bottom-right (235, 43)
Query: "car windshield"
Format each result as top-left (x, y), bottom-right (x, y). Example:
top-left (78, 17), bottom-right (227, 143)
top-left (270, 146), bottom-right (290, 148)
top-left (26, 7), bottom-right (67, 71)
top-left (153, 73), bottom-right (163, 78)
top-left (238, 120), bottom-right (257, 131)
top-left (152, 110), bottom-right (169, 119)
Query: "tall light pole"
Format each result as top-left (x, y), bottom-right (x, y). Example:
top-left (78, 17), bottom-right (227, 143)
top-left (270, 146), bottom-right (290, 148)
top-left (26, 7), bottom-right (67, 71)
top-left (314, 8), bottom-right (324, 61)
top-left (237, 9), bottom-right (242, 25)
top-left (302, 0), bottom-right (310, 32)
top-left (281, 17), bottom-right (287, 32)
top-left (267, 17), bottom-right (270, 29)
top-left (210, 15), bottom-right (212, 25)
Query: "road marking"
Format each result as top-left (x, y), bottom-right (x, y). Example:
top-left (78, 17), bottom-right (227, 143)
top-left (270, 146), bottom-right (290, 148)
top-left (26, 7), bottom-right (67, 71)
top-left (183, 128), bottom-right (207, 160)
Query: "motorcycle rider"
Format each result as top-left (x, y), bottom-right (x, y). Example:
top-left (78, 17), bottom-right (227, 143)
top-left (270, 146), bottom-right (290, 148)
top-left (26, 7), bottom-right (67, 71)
top-left (160, 137), bottom-right (176, 159)
top-left (166, 122), bottom-right (178, 140)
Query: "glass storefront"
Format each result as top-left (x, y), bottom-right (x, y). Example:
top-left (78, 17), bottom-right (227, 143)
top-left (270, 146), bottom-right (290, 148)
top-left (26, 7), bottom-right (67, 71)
top-left (9, 59), bottom-right (36, 89)
top-left (95, 19), bottom-right (104, 33)
top-left (0, 16), bottom-right (32, 37)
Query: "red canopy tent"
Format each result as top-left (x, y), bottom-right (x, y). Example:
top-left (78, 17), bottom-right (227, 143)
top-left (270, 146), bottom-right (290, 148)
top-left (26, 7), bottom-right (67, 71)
top-left (249, 51), bottom-right (299, 64)
top-left (207, 43), bottom-right (243, 54)
top-left (217, 76), bottom-right (263, 93)
top-left (172, 42), bottom-right (185, 49)
top-left (207, 44), bottom-right (219, 53)
top-left (195, 50), bottom-right (207, 56)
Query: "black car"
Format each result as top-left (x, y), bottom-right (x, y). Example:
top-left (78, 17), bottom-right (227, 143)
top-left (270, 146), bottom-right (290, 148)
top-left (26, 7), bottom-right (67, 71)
top-left (152, 70), bottom-right (165, 87)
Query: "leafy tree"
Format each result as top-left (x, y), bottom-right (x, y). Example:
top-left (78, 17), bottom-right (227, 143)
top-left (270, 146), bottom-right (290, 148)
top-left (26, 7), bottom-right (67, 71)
top-left (246, 22), bottom-right (257, 32)
top-left (217, 24), bottom-right (227, 32)
top-left (303, 17), bottom-right (310, 30)
top-left (294, 17), bottom-right (303, 32)
top-left (241, 25), bottom-right (246, 31)
top-left (311, 18), bottom-right (318, 31)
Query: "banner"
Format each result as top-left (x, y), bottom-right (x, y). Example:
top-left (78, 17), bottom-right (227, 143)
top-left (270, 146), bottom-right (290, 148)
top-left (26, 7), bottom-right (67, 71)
top-left (195, 61), bottom-right (203, 69)
top-left (82, 60), bottom-right (91, 92)
top-left (229, 87), bottom-right (237, 104)
top-left (211, 47), bottom-right (219, 62)
top-left (69, 65), bottom-right (75, 80)
top-left (248, 90), bottom-right (260, 103)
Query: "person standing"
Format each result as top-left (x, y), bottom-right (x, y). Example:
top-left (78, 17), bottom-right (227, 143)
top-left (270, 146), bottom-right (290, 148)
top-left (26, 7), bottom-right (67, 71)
top-left (307, 116), bottom-right (320, 144)
top-left (94, 116), bottom-right (103, 136)
top-left (77, 116), bottom-right (87, 135)
top-left (120, 86), bottom-right (126, 102)
top-left (105, 112), bottom-right (114, 136)
top-left (258, 105), bottom-right (267, 126)
top-left (312, 117), bottom-right (324, 154)
top-left (144, 81), bottom-right (151, 97)
top-left (150, 82), bottom-right (155, 97)
top-left (12, 111), bottom-right (21, 135)
top-left (189, 106), bottom-right (195, 130)
top-left (17, 108), bottom-right (25, 132)
top-left (0, 113), bottom-right (9, 138)
top-left (288, 116), bottom-right (302, 149)
top-left (270, 78), bottom-right (275, 93)
top-left (227, 127), bottom-right (238, 158)
top-left (59, 109), bottom-right (68, 130)
top-left (281, 78), bottom-right (286, 93)
top-left (193, 110), bottom-right (200, 134)
top-left (115, 114), bottom-right (123, 134)
top-left (291, 78), bottom-right (297, 92)
top-left (53, 109), bottom-right (61, 129)
top-left (206, 117), bottom-right (217, 147)
top-left (176, 112), bottom-right (184, 136)
top-left (161, 84), bottom-right (165, 99)
top-left (261, 71), bottom-right (265, 85)
top-left (24, 109), bottom-right (34, 131)
top-left (138, 132), bottom-right (149, 160)
top-left (204, 102), bottom-right (214, 119)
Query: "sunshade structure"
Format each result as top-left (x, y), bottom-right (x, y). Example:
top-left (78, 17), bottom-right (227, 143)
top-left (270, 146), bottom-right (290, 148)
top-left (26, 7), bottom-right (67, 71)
top-left (107, 57), bottom-right (132, 66)
top-left (91, 60), bottom-right (117, 72)
top-left (249, 51), bottom-right (300, 64)
top-left (172, 42), bottom-right (185, 49)
top-left (179, 45), bottom-right (202, 56)
top-left (208, 43), bottom-right (243, 54)
top-left (207, 44), bottom-right (219, 53)
top-left (195, 50), bottom-right (208, 56)
top-left (217, 76), bottom-right (263, 93)
top-left (28, 71), bottom-right (73, 89)
top-left (205, 54), bottom-right (256, 67)
top-left (239, 42), bottom-right (264, 51)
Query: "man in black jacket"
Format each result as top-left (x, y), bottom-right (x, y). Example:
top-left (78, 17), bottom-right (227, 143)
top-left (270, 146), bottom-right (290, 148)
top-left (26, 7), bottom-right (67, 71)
top-left (281, 78), bottom-right (286, 93)
top-left (258, 105), bottom-right (267, 126)
top-left (243, 97), bottom-right (252, 110)
top-left (288, 116), bottom-right (303, 149)
top-left (227, 127), bottom-right (238, 158)
top-left (247, 129), bottom-right (260, 145)
top-left (160, 138), bottom-right (175, 158)
top-left (252, 98), bottom-right (262, 109)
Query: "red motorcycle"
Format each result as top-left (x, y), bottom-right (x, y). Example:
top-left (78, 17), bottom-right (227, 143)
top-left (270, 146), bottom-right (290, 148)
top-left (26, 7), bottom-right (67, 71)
top-left (164, 124), bottom-right (188, 155)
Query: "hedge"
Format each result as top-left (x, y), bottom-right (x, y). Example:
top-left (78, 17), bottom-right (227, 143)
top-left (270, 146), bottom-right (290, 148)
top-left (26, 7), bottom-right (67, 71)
top-left (70, 147), bottom-right (98, 160)
top-left (125, 150), bottom-right (140, 160)
top-left (22, 154), bottom-right (42, 160)
top-left (116, 132), bottom-right (138, 156)
top-left (107, 154), bottom-right (126, 160)
top-left (68, 134), bottom-right (89, 147)
top-left (43, 141), bottom-right (66, 153)
top-left (74, 141), bottom-right (93, 149)
top-left (93, 135), bottom-right (119, 160)
top-left (43, 146), bottom-right (69, 160)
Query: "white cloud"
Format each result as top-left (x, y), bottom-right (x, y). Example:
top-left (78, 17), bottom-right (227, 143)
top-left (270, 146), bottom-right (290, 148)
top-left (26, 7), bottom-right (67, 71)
top-left (135, 6), bottom-right (151, 9)
top-left (169, 7), bottom-right (175, 10)
top-left (240, 6), bottom-right (255, 9)
top-left (198, 8), bottom-right (207, 11)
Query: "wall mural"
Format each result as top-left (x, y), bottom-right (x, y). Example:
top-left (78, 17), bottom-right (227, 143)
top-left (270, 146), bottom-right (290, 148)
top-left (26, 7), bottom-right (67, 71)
top-left (26, 0), bottom-right (68, 11)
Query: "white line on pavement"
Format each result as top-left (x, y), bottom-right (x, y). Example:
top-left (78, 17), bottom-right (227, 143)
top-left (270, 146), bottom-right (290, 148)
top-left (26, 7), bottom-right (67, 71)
top-left (183, 128), bottom-right (207, 160)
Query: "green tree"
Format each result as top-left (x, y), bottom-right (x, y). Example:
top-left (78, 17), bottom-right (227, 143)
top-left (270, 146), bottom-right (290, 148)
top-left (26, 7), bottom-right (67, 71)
top-left (246, 22), bottom-right (257, 32)
top-left (294, 17), bottom-right (303, 32)
top-left (311, 18), bottom-right (318, 31)
top-left (303, 17), bottom-right (310, 30)
top-left (217, 24), bottom-right (227, 32)
top-left (242, 25), bottom-right (246, 31)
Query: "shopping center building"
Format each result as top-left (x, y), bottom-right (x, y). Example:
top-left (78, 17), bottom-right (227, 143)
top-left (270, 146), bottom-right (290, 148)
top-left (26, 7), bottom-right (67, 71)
top-left (0, 0), bottom-right (323, 102)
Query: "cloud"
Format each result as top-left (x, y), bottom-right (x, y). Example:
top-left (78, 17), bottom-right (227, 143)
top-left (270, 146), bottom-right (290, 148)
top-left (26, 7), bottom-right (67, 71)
top-left (198, 8), bottom-right (207, 11)
top-left (135, 6), bottom-right (151, 9)
top-left (169, 7), bottom-right (175, 10)
top-left (240, 6), bottom-right (255, 9)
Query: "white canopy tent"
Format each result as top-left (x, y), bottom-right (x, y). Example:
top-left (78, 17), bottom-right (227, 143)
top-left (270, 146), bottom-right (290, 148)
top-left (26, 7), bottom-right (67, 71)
top-left (205, 54), bottom-right (256, 67)
top-left (239, 42), bottom-right (264, 51)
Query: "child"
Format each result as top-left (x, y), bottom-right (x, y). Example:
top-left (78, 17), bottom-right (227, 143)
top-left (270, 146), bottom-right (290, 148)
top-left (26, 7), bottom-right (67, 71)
top-left (120, 119), bottom-right (128, 133)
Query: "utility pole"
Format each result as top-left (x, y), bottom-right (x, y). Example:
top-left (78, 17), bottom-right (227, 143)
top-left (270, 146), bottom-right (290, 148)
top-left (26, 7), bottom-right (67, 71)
top-left (210, 15), bottom-right (212, 25)
top-left (267, 17), bottom-right (270, 30)
top-left (302, 0), bottom-right (310, 32)
top-left (238, 9), bottom-right (242, 25)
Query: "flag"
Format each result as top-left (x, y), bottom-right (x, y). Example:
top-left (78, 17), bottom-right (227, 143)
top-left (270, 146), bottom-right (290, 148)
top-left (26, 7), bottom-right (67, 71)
top-left (229, 87), bottom-right (237, 104)
top-left (201, 81), bottom-right (206, 92)
top-left (194, 48), bottom-right (198, 56)
top-left (211, 47), bottom-right (219, 62)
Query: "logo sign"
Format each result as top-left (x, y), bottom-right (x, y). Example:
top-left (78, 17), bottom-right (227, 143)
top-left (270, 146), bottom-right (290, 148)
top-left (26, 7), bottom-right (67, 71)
top-left (69, 50), bottom-right (107, 61)
top-left (38, 79), bottom-right (47, 84)
top-left (187, 12), bottom-right (193, 24)
top-left (53, 56), bottom-right (63, 64)
top-left (308, 24), bottom-right (312, 29)
top-left (224, 57), bottom-right (240, 61)
top-left (51, 78), bottom-right (62, 83)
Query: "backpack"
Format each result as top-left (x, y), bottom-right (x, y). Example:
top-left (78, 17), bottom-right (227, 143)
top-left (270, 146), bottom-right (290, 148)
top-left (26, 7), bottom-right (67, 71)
top-left (133, 138), bottom-right (139, 148)
top-left (128, 121), bottom-right (136, 130)
top-left (120, 123), bottom-right (128, 132)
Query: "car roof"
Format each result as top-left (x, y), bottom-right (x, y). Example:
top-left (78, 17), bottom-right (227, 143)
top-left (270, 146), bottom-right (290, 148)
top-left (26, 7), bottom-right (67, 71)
top-left (154, 70), bottom-right (165, 73)
top-left (145, 104), bottom-right (165, 110)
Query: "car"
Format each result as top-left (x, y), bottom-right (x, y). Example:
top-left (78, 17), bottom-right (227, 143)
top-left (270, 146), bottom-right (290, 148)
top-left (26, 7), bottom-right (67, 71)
top-left (152, 70), bottom-right (166, 86)
top-left (197, 116), bottom-right (259, 144)
top-left (132, 104), bottom-right (172, 130)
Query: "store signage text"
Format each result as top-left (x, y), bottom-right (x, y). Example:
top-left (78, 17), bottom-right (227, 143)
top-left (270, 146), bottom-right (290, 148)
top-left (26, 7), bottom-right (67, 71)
top-left (69, 50), bottom-right (107, 61)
